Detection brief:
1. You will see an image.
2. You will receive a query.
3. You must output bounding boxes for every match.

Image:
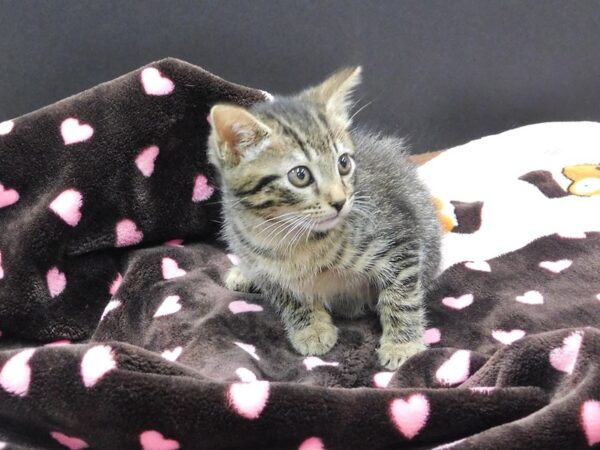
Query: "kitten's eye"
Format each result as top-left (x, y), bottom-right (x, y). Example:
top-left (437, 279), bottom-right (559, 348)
top-left (288, 166), bottom-right (313, 187)
top-left (338, 154), bottom-right (352, 175)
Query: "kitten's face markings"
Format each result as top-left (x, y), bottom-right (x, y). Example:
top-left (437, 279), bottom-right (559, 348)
top-left (208, 66), bottom-right (362, 232)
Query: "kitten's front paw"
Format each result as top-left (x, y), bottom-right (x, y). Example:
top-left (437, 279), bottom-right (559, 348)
top-left (225, 267), bottom-right (253, 293)
top-left (378, 340), bottom-right (426, 370)
top-left (289, 320), bottom-right (338, 356)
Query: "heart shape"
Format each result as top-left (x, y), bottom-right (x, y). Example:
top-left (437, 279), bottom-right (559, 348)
top-left (161, 346), bottom-right (182, 362)
top-left (234, 341), bottom-right (260, 361)
top-left (373, 371), bottom-right (394, 388)
top-left (470, 387), bottom-right (495, 394)
top-left (46, 267), bottom-right (67, 298)
top-left (550, 331), bottom-right (582, 374)
top-left (0, 348), bottom-right (35, 396)
top-left (50, 432), bottom-right (89, 450)
top-left (436, 350), bottom-right (471, 386)
top-left (139, 430), bottom-right (180, 450)
top-left (100, 300), bottom-right (122, 321)
top-left (109, 273), bottom-right (123, 295)
top-left (115, 219), bottom-right (144, 247)
top-left (229, 300), bottom-right (264, 314)
top-left (442, 294), bottom-right (473, 310)
top-left (298, 437), bottom-right (325, 450)
top-left (464, 261), bottom-right (491, 272)
top-left (135, 145), bottom-right (160, 177)
top-left (423, 327), bottom-right (441, 344)
top-left (61, 118), bottom-right (94, 145)
top-left (161, 258), bottom-right (186, 279)
top-left (0, 120), bottom-right (14, 135)
top-left (539, 259), bottom-right (572, 273)
top-left (492, 329), bottom-right (526, 345)
top-left (389, 394), bottom-right (430, 439)
top-left (236, 367), bottom-right (258, 383)
top-left (192, 174), bottom-right (214, 202)
top-left (303, 356), bottom-right (339, 371)
top-left (154, 295), bottom-right (182, 318)
top-left (141, 68), bottom-right (175, 96)
top-left (0, 183), bottom-right (19, 208)
top-left (227, 253), bottom-right (241, 266)
top-left (81, 345), bottom-right (116, 388)
top-left (49, 189), bottom-right (83, 226)
top-left (228, 380), bottom-right (270, 419)
top-left (516, 290), bottom-right (544, 305)
top-left (582, 400), bottom-right (600, 446)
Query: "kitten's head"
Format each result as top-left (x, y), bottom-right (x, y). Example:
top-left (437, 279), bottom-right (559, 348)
top-left (208, 67), bottom-right (362, 234)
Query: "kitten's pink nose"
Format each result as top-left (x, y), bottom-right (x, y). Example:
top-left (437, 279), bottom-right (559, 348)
top-left (329, 199), bottom-right (346, 212)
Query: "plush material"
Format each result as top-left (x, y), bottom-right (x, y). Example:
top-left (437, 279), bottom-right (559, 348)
top-left (0, 59), bottom-right (599, 449)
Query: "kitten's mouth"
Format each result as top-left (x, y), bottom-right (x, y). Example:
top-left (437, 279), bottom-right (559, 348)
top-left (312, 213), bottom-right (340, 232)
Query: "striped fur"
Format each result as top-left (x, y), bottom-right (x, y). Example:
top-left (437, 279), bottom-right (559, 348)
top-left (207, 67), bottom-right (441, 369)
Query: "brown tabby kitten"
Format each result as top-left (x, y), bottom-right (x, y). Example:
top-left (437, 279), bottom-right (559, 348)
top-left (207, 67), bottom-right (441, 369)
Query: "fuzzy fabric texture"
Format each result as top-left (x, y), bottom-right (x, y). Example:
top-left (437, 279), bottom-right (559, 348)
top-left (0, 59), bottom-right (599, 449)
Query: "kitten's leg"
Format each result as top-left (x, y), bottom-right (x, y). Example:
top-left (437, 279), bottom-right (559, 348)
top-left (225, 266), bottom-right (254, 293)
top-left (377, 271), bottom-right (426, 370)
top-left (274, 290), bottom-right (338, 356)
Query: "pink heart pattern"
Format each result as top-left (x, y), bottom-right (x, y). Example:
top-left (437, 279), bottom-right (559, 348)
top-left (0, 252), bottom-right (4, 280)
top-left (139, 430), bottom-right (180, 450)
top-left (81, 345), bottom-right (116, 388)
top-left (154, 295), bottom-right (182, 318)
top-left (49, 189), bottom-right (83, 226)
top-left (228, 300), bottom-right (264, 314)
top-left (515, 290), bottom-right (544, 305)
top-left (234, 341), bottom-right (260, 361)
top-left (539, 259), bottom-right (572, 273)
top-left (140, 68), bottom-right (175, 96)
top-left (581, 400), bottom-right (600, 446)
top-left (423, 327), bottom-right (441, 344)
top-left (550, 331), bottom-right (582, 374)
top-left (100, 300), bottom-right (122, 321)
top-left (0, 348), bottom-right (35, 396)
top-left (303, 356), bottom-right (339, 371)
top-left (161, 346), bottom-right (182, 362)
top-left (109, 273), bottom-right (123, 295)
top-left (161, 258), bottom-right (186, 279)
top-left (46, 267), bottom-right (67, 298)
top-left (0, 183), bottom-right (19, 208)
top-left (115, 219), bottom-right (144, 247)
top-left (298, 437), bottom-right (326, 450)
top-left (442, 294), bottom-right (474, 310)
top-left (228, 379), bottom-right (270, 420)
top-left (192, 174), bottom-right (214, 202)
top-left (135, 145), bottom-right (160, 177)
top-left (464, 261), bottom-right (491, 272)
top-left (50, 431), bottom-right (89, 450)
top-left (373, 371), bottom-right (394, 388)
top-left (492, 329), bottom-right (526, 345)
top-left (60, 118), bottom-right (94, 145)
top-left (227, 253), bottom-right (241, 266)
top-left (435, 350), bottom-right (471, 386)
top-left (0, 120), bottom-right (14, 135)
top-left (389, 394), bottom-right (430, 439)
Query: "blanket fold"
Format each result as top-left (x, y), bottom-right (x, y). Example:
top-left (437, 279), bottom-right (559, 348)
top-left (0, 60), bottom-right (599, 449)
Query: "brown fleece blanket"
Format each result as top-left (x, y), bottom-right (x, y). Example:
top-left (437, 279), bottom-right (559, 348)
top-left (0, 58), bottom-right (598, 450)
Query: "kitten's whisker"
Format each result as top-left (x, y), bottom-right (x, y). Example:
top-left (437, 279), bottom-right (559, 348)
top-left (253, 212), bottom-right (298, 232)
top-left (278, 216), bottom-right (310, 251)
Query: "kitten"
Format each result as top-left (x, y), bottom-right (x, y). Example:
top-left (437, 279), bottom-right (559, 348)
top-left (207, 67), bottom-right (441, 369)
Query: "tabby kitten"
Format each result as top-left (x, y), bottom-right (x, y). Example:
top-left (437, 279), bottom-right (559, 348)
top-left (207, 67), bottom-right (441, 369)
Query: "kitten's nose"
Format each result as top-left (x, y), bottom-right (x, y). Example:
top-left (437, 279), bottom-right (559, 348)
top-left (330, 199), bottom-right (346, 212)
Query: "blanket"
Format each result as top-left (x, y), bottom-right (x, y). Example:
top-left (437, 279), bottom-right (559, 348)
top-left (0, 58), bottom-right (599, 449)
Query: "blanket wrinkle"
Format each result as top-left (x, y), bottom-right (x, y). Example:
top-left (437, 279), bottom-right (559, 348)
top-left (1, 60), bottom-right (599, 449)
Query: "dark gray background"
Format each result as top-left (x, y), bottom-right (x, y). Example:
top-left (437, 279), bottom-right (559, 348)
top-left (2, 0), bottom-right (600, 154)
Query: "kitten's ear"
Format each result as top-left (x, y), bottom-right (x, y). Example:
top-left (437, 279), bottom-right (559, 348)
top-left (209, 104), bottom-right (271, 165)
top-left (303, 66), bottom-right (362, 127)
